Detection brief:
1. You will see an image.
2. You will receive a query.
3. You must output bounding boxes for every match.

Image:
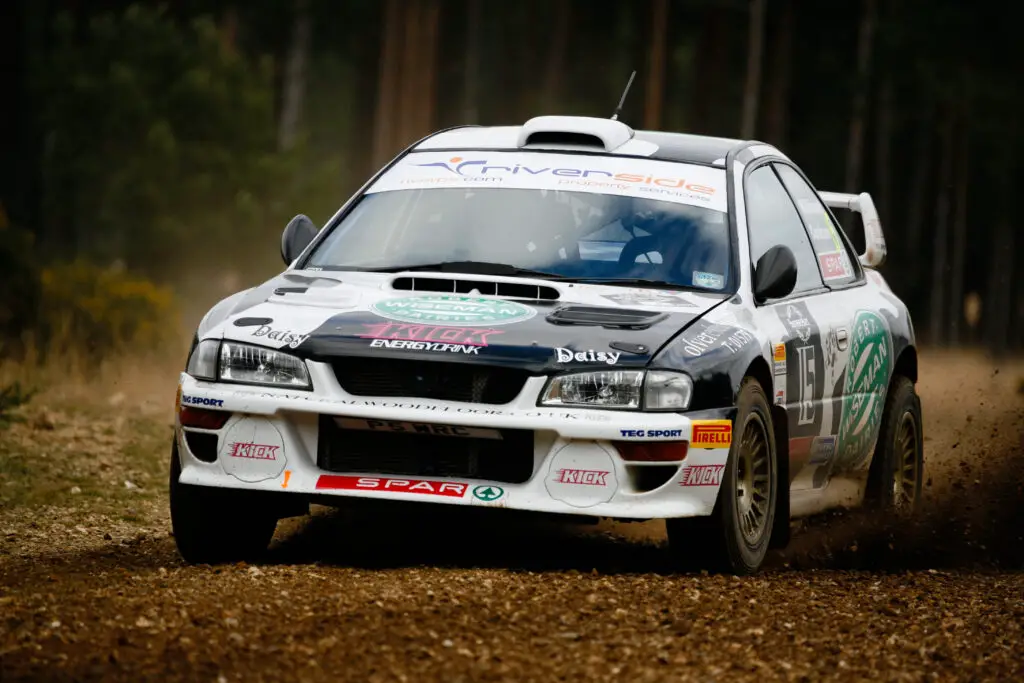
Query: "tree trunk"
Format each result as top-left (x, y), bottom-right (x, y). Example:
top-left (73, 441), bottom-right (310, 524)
top-left (740, 0), bottom-right (767, 139)
top-left (462, 0), bottom-right (482, 123)
top-left (986, 219), bottom-right (1013, 355)
top-left (396, 0), bottom-right (424, 150)
top-left (844, 0), bottom-right (876, 194)
top-left (946, 107), bottom-right (970, 347)
top-left (905, 103), bottom-right (932, 257)
top-left (644, 0), bottom-right (669, 130)
top-left (221, 5), bottom-right (238, 53)
top-left (278, 0), bottom-right (311, 152)
top-left (414, 0), bottom-right (440, 137)
top-left (764, 0), bottom-right (794, 146)
top-left (873, 78), bottom-right (893, 232)
top-left (690, 5), bottom-right (726, 134)
top-left (542, 0), bottom-right (570, 114)
top-left (928, 107), bottom-right (955, 346)
top-left (372, 0), bottom-right (403, 167)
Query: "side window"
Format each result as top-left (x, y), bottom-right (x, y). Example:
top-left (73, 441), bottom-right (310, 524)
top-left (775, 164), bottom-right (860, 286)
top-left (744, 165), bottom-right (824, 297)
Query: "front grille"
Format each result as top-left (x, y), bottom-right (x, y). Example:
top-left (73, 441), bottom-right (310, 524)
top-left (317, 416), bottom-right (535, 484)
top-left (332, 357), bottom-right (529, 404)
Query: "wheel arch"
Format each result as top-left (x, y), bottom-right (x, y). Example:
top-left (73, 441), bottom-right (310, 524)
top-left (892, 344), bottom-right (918, 384)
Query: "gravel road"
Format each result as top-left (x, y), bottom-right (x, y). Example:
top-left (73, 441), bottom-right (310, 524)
top-left (2, 351), bottom-right (1022, 682)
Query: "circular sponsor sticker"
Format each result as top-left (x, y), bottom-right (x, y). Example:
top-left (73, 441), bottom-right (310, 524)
top-left (218, 417), bottom-right (287, 483)
top-left (370, 295), bottom-right (537, 326)
top-left (837, 310), bottom-right (892, 468)
top-left (544, 443), bottom-right (618, 508)
top-left (472, 485), bottom-right (504, 502)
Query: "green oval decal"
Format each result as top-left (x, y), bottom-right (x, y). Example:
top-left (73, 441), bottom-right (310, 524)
top-left (371, 295), bottom-right (537, 326)
top-left (837, 310), bottom-right (892, 467)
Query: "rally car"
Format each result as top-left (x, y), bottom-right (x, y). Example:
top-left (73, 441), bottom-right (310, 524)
top-left (171, 115), bottom-right (923, 574)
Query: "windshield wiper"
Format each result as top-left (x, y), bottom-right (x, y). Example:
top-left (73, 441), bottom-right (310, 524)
top-left (359, 261), bottom-right (570, 280)
top-left (567, 277), bottom-right (703, 291)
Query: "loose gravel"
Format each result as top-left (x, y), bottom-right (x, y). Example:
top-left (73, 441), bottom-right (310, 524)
top-left (1, 351), bottom-right (1022, 682)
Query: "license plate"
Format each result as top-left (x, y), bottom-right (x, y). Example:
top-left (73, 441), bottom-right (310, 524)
top-left (335, 417), bottom-right (503, 440)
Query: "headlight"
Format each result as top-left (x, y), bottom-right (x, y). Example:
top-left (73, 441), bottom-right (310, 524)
top-left (219, 341), bottom-right (311, 389)
top-left (185, 339), bottom-right (311, 389)
top-left (540, 369), bottom-right (691, 411)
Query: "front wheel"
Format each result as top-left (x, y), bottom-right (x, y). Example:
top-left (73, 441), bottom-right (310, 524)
top-left (169, 439), bottom-right (279, 564)
top-left (667, 378), bottom-right (778, 575)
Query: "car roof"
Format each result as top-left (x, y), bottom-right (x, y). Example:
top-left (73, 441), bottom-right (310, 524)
top-left (412, 116), bottom-right (787, 167)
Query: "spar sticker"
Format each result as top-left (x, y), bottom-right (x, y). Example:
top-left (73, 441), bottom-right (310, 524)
top-left (371, 295), bottom-right (537, 327)
top-left (837, 311), bottom-right (892, 467)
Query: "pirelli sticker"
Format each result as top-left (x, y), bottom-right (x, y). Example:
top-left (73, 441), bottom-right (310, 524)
top-left (690, 420), bottom-right (733, 448)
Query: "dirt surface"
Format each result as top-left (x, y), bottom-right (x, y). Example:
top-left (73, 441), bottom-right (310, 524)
top-left (2, 351), bottom-right (1023, 682)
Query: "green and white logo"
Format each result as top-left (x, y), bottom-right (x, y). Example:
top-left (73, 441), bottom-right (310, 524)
top-left (837, 310), bottom-right (892, 467)
top-left (371, 295), bottom-right (537, 327)
top-left (472, 485), bottom-right (504, 502)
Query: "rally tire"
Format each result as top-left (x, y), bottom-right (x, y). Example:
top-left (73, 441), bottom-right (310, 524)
top-left (866, 375), bottom-right (923, 513)
top-left (170, 440), bottom-right (278, 564)
top-left (666, 378), bottom-right (778, 575)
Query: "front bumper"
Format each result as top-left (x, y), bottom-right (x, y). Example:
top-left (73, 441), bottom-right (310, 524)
top-left (175, 362), bottom-right (734, 519)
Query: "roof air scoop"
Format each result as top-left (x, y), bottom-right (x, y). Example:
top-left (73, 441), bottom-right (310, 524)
top-left (518, 116), bottom-right (634, 152)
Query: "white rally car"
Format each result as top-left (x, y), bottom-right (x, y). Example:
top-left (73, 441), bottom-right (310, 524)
top-left (171, 115), bottom-right (923, 574)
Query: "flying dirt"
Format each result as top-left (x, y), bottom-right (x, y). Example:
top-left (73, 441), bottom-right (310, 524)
top-left (1, 351), bottom-right (1022, 682)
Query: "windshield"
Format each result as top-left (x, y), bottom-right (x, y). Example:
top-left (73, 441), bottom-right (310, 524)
top-left (306, 151), bottom-right (732, 292)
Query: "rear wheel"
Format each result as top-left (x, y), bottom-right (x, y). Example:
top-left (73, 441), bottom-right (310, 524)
top-left (170, 439), bottom-right (279, 564)
top-left (666, 378), bottom-right (778, 575)
top-left (867, 375), bottom-right (923, 513)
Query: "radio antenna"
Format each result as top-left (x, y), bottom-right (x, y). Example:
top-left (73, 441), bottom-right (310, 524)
top-left (610, 70), bottom-right (637, 121)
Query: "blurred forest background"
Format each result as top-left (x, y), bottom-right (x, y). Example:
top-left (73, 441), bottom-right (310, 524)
top-left (2, 0), bottom-right (1022, 365)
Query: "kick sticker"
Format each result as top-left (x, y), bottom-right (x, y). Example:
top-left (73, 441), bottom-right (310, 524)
top-left (545, 444), bottom-right (618, 508)
top-left (837, 311), bottom-right (892, 467)
top-left (690, 420), bottom-right (733, 448)
top-left (370, 295), bottom-right (536, 327)
top-left (219, 417), bottom-right (287, 483)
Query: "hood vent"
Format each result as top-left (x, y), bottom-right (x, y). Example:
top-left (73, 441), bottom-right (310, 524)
top-left (547, 305), bottom-right (667, 330)
top-left (391, 276), bottom-right (560, 301)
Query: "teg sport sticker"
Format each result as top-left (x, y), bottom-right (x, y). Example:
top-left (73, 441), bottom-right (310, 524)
top-left (219, 417), bottom-right (287, 483)
top-left (370, 295), bottom-right (537, 327)
top-left (837, 310), bottom-right (892, 467)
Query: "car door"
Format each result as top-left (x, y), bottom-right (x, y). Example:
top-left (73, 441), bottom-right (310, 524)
top-left (775, 165), bottom-right (890, 477)
top-left (743, 164), bottom-right (849, 491)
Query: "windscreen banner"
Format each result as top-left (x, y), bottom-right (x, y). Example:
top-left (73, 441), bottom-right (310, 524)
top-left (368, 150), bottom-right (728, 213)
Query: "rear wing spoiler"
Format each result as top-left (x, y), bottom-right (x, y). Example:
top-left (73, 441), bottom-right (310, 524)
top-left (818, 191), bottom-right (886, 268)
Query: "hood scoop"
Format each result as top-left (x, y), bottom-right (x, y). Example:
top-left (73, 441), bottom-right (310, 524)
top-left (392, 276), bottom-right (560, 301)
top-left (546, 305), bottom-right (667, 330)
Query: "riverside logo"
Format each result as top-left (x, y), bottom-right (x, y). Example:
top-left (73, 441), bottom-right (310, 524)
top-left (415, 156), bottom-right (717, 193)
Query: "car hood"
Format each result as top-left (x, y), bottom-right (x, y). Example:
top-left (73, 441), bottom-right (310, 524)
top-left (212, 271), bottom-right (729, 373)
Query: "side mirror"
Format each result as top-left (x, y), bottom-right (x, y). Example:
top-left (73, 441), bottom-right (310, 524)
top-left (753, 245), bottom-right (797, 303)
top-left (280, 214), bottom-right (318, 265)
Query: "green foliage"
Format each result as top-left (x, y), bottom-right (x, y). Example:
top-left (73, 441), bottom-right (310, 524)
top-left (40, 261), bottom-right (179, 356)
top-left (0, 382), bottom-right (36, 429)
top-left (0, 224), bottom-right (42, 347)
top-left (36, 4), bottom-right (291, 273)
